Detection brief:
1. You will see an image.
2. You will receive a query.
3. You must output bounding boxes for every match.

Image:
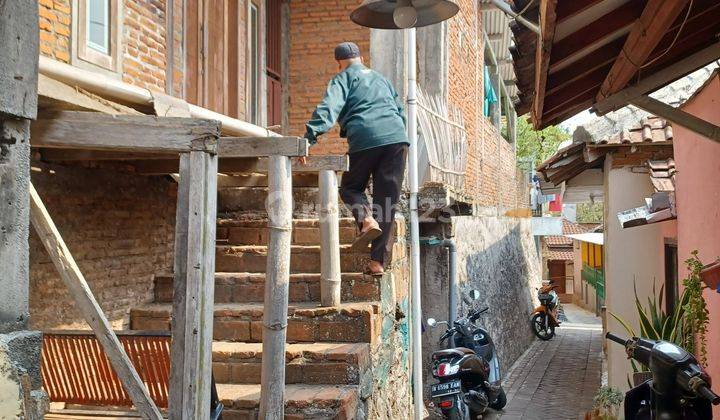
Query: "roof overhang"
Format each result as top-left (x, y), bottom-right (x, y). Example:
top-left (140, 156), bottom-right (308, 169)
top-left (565, 232), bottom-right (604, 245)
top-left (511, 0), bottom-right (720, 139)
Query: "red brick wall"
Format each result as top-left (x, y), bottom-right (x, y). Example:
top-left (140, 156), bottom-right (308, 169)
top-left (29, 164), bottom-right (176, 330)
top-left (445, 3), bottom-right (520, 208)
top-left (39, 0), bottom-right (71, 62)
top-left (287, 0), bottom-right (370, 155)
top-left (123, 0), bottom-right (168, 92)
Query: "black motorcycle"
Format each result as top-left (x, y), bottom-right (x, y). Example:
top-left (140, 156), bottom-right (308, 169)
top-left (427, 296), bottom-right (507, 419)
top-left (606, 332), bottom-right (720, 419)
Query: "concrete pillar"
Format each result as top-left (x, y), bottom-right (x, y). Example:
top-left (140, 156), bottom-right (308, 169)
top-left (0, 1), bottom-right (48, 418)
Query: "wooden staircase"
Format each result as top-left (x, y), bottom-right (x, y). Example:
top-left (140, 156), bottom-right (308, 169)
top-left (130, 174), bottom-right (408, 419)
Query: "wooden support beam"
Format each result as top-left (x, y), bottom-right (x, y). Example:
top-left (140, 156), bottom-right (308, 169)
top-left (629, 95), bottom-right (720, 143)
top-left (532, 0), bottom-right (558, 128)
top-left (127, 155), bottom-right (348, 175)
top-left (31, 111), bottom-right (220, 153)
top-left (593, 42), bottom-right (720, 114)
top-left (28, 183), bottom-right (162, 420)
top-left (168, 151), bottom-right (218, 419)
top-left (319, 170), bottom-right (341, 307)
top-left (259, 155), bottom-right (293, 419)
top-left (37, 74), bottom-right (142, 115)
top-left (597, 0), bottom-right (690, 102)
top-left (218, 136), bottom-right (308, 157)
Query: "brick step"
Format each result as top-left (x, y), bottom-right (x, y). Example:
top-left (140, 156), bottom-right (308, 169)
top-left (212, 342), bottom-right (369, 385)
top-left (130, 302), bottom-right (379, 343)
top-left (218, 186), bottom-right (320, 214)
top-left (154, 272), bottom-right (380, 304)
top-left (215, 245), bottom-right (369, 274)
top-left (217, 384), bottom-right (358, 420)
top-left (216, 217), bottom-right (358, 246)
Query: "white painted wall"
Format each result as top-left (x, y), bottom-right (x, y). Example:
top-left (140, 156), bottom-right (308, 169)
top-left (604, 155), bottom-right (669, 390)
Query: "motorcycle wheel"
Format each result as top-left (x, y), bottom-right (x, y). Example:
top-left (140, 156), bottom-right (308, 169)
top-left (489, 388), bottom-right (507, 410)
top-left (531, 313), bottom-right (555, 340)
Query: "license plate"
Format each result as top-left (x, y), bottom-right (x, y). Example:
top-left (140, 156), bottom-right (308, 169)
top-left (431, 379), bottom-right (461, 397)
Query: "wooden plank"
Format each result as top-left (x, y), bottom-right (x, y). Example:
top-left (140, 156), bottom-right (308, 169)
top-left (259, 155), bottom-right (293, 419)
top-left (218, 136), bottom-right (308, 157)
top-left (556, 0), bottom-right (605, 23)
top-left (28, 183), bottom-right (162, 420)
top-left (319, 170), bottom-right (341, 307)
top-left (168, 151), bottom-right (218, 419)
top-left (597, 0), bottom-right (690, 102)
top-left (532, 0), bottom-right (558, 128)
top-left (168, 154), bottom-right (190, 419)
top-left (593, 42), bottom-right (720, 114)
top-left (629, 95), bottom-right (720, 143)
top-left (129, 155), bottom-right (347, 175)
top-left (31, 111), bottom-right (220, 153)
top-left (38, 149), bottom-right (174, 161)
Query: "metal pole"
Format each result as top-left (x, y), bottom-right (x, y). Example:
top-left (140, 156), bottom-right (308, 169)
top-left (489, 0), bottom-right (540, 35)
top-left (319, 169), bottom-right (341, 306)
top-left (407, 27), bottom-right (424, 420)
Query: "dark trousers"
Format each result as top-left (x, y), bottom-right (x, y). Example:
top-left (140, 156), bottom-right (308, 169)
top-left (340, 143), bottom-right (408, 265)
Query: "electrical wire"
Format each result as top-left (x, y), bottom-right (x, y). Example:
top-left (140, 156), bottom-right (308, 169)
top-left (514, 0), bottom-right (536, 19)
top-left (640, 0), bottom-right (694, 69)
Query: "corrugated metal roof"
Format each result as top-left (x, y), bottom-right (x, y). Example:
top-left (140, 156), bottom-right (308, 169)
top-left (481, 2), bottom-right (519, 101)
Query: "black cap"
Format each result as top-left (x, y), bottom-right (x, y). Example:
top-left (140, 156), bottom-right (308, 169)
top-left (334, 42), bottom-right (361, 60)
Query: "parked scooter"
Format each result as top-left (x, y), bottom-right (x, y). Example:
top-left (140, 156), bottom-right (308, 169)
top-left (427, 291), bottom-right (507, 419)
top-left (606, 332), bottom-right (720, 419)
top-left (530, 280), bottom-right (560, 340)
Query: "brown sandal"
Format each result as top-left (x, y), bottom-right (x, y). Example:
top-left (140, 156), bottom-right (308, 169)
top-left (351, 225), bottom-right (382, 251)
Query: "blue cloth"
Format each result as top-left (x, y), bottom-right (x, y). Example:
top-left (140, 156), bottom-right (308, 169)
top-left (304, 63), bottom-right (409, 154)
top-left (483, 66), bottom-right (498, 117)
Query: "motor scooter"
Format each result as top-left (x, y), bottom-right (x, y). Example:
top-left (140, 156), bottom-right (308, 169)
top-left (427, 291), bottom-right (507, 419)
top-left (606, 332), bottom-right (720, 419)
top-left (530, 280), bottom-right (560, 340)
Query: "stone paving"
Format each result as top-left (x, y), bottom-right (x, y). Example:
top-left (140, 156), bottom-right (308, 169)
top-left (486, 304), bottom-right (604, 420)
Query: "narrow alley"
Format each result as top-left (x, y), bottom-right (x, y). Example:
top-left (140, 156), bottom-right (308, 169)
top-left (493, 305), bottom-right (603, 420)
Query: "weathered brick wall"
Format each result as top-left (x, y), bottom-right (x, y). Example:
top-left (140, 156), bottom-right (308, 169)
top-left (287, 0), bottom-right (370, 155)
top-left (28, 163), bottom-right (176, 330)
top-left (39, 0), bottom-right (71, 62)
top-left (445, 2), bottom-right (521, 208)
top-left (123, 0), bottom-right (168, 92)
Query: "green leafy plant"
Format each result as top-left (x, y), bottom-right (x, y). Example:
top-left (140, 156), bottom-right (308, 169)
top-left (585, 386), bottom-right (623, 420)
top-left (683, 251), bottom-right (710, 365)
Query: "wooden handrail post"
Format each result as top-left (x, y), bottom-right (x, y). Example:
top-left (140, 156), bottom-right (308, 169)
top-left (169, 150), bottom-right (218, 419)
top-left (319, 169), bottom-right (341, 307)
top-left (259, 155), bottom-right (293, 419)
top-left (29, 183), bottom-right (163, 420)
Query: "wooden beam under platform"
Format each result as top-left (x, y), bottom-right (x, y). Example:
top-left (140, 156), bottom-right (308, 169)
top-left (31, 111), bottom-right (220, 153)
top-left (123, 155), bottom-right (348, 175)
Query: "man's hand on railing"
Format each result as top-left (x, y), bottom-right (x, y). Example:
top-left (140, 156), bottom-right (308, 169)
top-left (298, 156), bottom-right (308, 165)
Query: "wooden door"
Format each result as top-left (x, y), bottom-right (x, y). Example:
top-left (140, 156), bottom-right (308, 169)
top-left (548, 260), bottom-right (567, 295)
top-left (266, 0), bottom-right (282, 127)
top-left (185, 0), bottom-right (244, 118)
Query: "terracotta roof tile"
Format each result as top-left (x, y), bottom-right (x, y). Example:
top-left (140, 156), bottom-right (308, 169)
top-left (595, 116), bottom-right (673, 145)
top-left (545, 219), bottom-right (588, 246)
top-left (545, 248), bottom-right (574, 261)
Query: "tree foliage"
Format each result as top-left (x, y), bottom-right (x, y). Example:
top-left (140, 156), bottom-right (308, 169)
top-left (577, 202), bottom-right (604, 224)
top-left (516, 116), bottom-right (571, 166)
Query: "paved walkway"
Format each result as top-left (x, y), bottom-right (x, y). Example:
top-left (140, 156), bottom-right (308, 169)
top-left (488, 304), bottom-right (604, 420)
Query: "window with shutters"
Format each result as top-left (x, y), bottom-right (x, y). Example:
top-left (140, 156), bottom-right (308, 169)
top-left (74, 0), bottom-right (122, 73)
top-left (266, 0), bottom-right (282, 127)
top-left (248, 2), bottom-right (260, 124)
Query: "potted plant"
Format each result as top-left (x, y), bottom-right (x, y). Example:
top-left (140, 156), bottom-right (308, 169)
top-left (584, 386), bottom-right (623, 420)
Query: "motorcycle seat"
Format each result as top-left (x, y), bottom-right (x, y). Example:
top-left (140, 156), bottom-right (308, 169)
top-left (432, 347), bottom-right (475, 359)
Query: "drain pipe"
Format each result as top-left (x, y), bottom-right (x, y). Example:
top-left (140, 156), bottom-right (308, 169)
top-left (420, 236), bottom-right (458, 327)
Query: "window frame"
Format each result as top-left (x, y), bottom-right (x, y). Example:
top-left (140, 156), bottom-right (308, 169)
top-left (246, 0), bottom-right (261, 124)
top-left (73, 0), bottom-right (123, 75)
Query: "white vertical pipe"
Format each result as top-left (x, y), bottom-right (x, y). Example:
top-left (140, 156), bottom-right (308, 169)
top-left (407, 27), bottom-right (424, 420)
top-left (319, 169), bottom-right (341, 307)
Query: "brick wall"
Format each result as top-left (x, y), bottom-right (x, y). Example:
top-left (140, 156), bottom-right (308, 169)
top-left (123, 0), bottom-right (168, 92)
top-left (287, 0), bottom-right (370, 155)
top-left (29, 163), bottom-right (176, 330)
top-left (38, 0), bottom-right (172, 93)
top-left (39, 0), bottom-right (71, 62)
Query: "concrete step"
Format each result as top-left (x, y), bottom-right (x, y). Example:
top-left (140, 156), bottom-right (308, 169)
top-left (214, 245), bottom-right (369, 274)
top-left (216, 218), bottom-right (358, 246)
top-left (154, 272), bottom-right (381, 304)
top-left (130, 302), bottom-right (379, 343)
top-left (212, 342), bottom-right (370, 385)
top-left (217, 384), bottom-right (359, 420)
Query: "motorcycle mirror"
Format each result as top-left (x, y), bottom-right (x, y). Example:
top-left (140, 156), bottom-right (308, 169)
top-left (427, 318), bottom-right (437, 327)
top-left (469, 290), bottom-right (481, 300)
